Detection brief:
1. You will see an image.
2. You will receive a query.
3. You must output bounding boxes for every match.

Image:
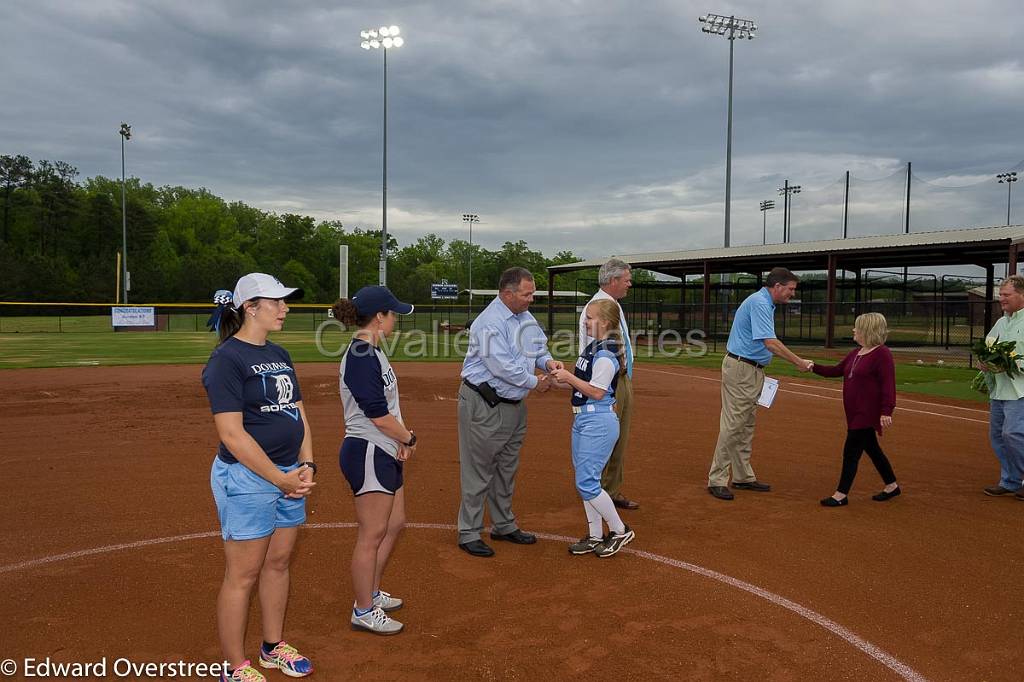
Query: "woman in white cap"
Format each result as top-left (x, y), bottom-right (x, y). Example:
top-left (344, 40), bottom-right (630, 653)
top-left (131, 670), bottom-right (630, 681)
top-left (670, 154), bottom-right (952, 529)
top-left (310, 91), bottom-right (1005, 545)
top-left (202, 273), bottom-right (315, 681)
top-left (333, 285), bottom-right (416, 636)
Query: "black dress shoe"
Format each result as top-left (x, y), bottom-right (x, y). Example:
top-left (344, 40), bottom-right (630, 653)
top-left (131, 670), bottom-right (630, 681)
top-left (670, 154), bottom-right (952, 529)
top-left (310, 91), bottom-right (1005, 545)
top-left (490, 529), bottom-right (537, 545)
top-left (708, 485), bottom-right (734, 500)
top-left (820, 496), bottom-right (848, 507)
top-left (872, 486), bottom-right (901, 501)
top-left (731, 480), bottom-right (771, 492)
top-left (458, 539), bottom-right (495, 557)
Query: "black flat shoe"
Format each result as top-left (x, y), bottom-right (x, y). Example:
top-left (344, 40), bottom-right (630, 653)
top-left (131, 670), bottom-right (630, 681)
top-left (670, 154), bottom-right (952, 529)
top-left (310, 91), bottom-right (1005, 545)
top-left (872, 487), bottom-right (901, 501)
top-left (820, 496), bottom-right (848, 507)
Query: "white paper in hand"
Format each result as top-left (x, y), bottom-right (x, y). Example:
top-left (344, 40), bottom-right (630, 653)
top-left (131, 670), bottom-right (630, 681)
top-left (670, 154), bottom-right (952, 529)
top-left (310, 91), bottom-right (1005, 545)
top-left (757, 377), bottom-right (780, 408)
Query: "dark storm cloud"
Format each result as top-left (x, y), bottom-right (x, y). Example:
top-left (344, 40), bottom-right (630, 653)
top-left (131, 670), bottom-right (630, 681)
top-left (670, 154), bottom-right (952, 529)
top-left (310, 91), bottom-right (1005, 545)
top-left (2, 0), bottom-right (1021, 263)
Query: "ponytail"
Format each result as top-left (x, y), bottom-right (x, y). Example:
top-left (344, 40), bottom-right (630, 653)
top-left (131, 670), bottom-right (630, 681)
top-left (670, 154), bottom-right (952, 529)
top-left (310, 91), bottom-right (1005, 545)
top-left (332, 298), bottom-right (373, 328)
top-left (217, 307), bottom-right (245, 344)
top-left (206, 289), bottom-right (247, 345)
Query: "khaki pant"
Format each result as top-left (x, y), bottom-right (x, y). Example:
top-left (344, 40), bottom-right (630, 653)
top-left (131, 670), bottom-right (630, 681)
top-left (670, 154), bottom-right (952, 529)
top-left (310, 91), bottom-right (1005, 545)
top-left (601, 373), bottom-right (633, 497)
top-left (708, 355), bottom-right (765, 486)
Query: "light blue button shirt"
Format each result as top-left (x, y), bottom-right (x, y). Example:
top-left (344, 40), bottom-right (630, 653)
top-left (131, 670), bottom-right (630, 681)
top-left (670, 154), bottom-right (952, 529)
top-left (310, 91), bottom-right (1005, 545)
top-left (726, 287), bottom-right (777, 366)
top-left (462, 296), bottom-right (554, 400)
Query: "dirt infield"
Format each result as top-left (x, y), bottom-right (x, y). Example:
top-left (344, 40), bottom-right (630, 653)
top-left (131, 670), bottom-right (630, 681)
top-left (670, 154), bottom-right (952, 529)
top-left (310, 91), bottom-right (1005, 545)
top-left (2, 362), bottom-right (1019, 681)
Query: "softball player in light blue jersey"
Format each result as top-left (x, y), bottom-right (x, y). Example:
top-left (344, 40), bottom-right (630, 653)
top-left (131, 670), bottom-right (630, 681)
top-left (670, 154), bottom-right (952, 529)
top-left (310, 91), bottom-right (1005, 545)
top-left (552, 298), bottom-right (635, 557)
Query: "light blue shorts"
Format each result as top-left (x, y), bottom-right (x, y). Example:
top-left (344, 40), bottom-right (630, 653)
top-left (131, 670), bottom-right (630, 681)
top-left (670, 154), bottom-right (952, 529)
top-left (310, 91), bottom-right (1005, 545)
top-left (210, 457), bottom-right (306, 541)
top-left (571, 412), bottom-right (620, 501)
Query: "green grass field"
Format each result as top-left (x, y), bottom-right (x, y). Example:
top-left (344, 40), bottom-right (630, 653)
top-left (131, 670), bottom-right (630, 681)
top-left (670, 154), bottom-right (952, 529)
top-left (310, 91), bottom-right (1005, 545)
top-left (0, 327), bottom-right (986, 403)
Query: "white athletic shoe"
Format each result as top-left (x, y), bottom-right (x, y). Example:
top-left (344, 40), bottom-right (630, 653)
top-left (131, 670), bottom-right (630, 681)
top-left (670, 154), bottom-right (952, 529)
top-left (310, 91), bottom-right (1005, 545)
top-left (594, 525), bottom-right (635, 558)
top-left (373, 590), bottom-right (403, 612)
top-left (351, 606), bottom-right (404, 635)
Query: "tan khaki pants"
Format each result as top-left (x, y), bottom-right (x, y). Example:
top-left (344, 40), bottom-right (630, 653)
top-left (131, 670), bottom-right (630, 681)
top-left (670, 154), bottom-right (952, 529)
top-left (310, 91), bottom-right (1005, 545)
top-left (708, 355), bottom-right (765, 486)
top-left (601, 373), bottom-right (633, 496)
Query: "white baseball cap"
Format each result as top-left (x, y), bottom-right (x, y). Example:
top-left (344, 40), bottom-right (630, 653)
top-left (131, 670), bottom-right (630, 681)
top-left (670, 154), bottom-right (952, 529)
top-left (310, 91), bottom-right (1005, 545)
top-left (232, 273), bottom-right (303, 308)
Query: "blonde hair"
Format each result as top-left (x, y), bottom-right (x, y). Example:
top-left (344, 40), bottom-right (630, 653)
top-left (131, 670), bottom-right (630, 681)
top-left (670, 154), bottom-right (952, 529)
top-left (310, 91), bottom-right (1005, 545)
top-left (999, 275), bottom-right (1024, 294)
top-left (586, 299), bottom-right (626, 375)
top-left (855, 312), bottom-right (888, 347)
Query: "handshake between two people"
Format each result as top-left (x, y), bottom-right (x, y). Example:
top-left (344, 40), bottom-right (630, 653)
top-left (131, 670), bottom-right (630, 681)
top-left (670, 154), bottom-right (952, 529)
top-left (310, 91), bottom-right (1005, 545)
top-left (534, 359), bottom-right (571, 393)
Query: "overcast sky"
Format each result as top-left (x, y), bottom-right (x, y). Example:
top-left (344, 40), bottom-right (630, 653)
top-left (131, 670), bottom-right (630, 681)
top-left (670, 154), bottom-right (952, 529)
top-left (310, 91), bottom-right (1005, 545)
top-left (3, 0), bottom-right (1022, 267)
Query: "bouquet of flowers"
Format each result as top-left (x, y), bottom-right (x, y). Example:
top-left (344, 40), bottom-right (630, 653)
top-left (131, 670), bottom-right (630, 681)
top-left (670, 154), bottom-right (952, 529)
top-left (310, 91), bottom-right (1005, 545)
top-left (970, 336), bottom-right (1023, 394)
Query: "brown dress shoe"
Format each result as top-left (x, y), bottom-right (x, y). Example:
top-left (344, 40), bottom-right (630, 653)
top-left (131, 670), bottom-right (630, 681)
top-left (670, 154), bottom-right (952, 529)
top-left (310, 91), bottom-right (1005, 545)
top-left (612, 494), bottom-right (640, 510)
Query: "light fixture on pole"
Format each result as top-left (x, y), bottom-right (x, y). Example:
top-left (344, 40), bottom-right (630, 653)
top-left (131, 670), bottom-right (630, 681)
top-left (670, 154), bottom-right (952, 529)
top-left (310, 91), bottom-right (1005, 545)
top-left (997, 171), bottom-right (1018, 226)
top-left (698, 12), bottom-right (757, 249)
top-left (119, 122), bottom-right (132, 304)
top-left (360, 25), bottom-right (405, 286)
top-left (462, 213), bottom-right (479, 312)
top-left (759, 199), bottom-right (775, 245)
top-left (778, 182), bottom-right (801, 243)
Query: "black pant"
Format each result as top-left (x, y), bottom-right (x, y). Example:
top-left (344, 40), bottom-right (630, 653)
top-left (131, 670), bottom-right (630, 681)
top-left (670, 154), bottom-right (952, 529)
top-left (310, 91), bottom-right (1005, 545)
top-left (837, 428), bottom-right (897, 494)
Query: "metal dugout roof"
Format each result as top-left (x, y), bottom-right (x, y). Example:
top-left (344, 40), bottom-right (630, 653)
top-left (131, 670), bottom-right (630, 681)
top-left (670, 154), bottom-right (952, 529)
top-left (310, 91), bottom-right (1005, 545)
top-left (547, 225), bottom-right (1024, 278)
top-left (545, 225), bottom-right (1024, 346)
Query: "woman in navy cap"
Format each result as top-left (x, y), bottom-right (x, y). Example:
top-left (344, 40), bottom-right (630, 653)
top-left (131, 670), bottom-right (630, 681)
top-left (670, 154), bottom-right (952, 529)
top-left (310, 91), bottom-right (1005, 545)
top-left (333, 286), bottom-right (416, 635)
top-left (202, 273), bottom-right (315, 681)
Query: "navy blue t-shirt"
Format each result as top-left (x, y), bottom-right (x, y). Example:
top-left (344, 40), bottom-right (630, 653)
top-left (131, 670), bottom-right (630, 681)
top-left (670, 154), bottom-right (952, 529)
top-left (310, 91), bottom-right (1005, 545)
top-left (201, 336), bottom-right (305, 466)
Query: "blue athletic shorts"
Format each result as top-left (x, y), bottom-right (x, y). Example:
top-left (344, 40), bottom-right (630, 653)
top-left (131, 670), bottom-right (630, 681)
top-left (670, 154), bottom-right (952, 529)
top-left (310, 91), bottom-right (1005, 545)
top-left (210, 457), bottom-right (306, 541)
top-left (340, 437), bottom-right (403, 496)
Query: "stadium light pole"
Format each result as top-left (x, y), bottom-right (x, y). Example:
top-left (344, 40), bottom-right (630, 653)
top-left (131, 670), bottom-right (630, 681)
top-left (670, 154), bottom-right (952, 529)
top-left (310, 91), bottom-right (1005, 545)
top-left (778, 182), bottom-right (801, 242)
top-left (698, 13), bottom-right (757, 249)
top-left (462, 213), bottom-right (479, 311)
top-left (759, 199), bottom-right (775, 245)
top-left (997, 172), bottom-right (1018, 226)
top-left (360, 25), bottom-right (404, 286)
top-left (119, 122), bottom-right (132, 304)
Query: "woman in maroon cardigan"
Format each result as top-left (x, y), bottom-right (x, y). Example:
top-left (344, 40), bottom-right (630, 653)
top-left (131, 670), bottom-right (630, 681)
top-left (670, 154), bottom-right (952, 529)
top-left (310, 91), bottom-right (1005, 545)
top-left (812, 312), bottom-right (900, 507)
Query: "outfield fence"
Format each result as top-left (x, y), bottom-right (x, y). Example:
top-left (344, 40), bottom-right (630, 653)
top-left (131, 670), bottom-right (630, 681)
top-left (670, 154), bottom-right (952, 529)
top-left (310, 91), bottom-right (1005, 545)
top-left (0, 299), bottom-right (991, 368)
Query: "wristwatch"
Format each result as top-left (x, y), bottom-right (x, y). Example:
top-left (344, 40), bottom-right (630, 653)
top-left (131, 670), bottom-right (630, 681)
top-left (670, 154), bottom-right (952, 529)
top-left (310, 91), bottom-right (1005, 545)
top-left (404, 431), bottom-right (417, 447)
top-left (299, 461), bottom-right (317, 476)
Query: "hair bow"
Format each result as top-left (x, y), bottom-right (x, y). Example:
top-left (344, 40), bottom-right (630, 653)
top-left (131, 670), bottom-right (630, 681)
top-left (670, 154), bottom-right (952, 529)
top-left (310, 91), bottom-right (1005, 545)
top-left (206, 289), bottom-right (235, 332)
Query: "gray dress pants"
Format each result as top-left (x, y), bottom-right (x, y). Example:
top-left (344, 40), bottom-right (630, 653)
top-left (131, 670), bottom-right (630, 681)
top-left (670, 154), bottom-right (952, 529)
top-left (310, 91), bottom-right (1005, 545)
top-left (457, 383), bottom-right (528, 543)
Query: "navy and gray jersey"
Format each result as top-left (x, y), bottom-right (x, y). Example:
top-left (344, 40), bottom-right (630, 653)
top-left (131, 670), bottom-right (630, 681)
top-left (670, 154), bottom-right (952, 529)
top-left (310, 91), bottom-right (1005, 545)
top-left (339, 338), bottom-right (403, 458)
top-left (571, 339), bottom-right (620, 409)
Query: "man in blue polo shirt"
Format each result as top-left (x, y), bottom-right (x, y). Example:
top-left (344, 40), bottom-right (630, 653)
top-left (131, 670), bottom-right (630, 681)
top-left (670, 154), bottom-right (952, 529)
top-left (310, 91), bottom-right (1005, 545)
top-left (708, 267), bottom-right (813, 501)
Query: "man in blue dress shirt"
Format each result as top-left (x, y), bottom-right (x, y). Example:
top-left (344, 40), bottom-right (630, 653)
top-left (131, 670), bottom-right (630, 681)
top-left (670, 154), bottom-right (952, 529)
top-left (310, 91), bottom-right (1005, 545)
top-left (457, 267), bottom-right (564, 557)
top-left (707, 267), bottom-right (813, 501)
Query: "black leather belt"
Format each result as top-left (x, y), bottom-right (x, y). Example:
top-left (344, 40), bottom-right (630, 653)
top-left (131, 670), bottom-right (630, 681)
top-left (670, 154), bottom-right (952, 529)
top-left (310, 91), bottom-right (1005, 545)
top-left (462, 378), bottom-right (522, 405)
top-left (727, 352), bottom-right (766, 369)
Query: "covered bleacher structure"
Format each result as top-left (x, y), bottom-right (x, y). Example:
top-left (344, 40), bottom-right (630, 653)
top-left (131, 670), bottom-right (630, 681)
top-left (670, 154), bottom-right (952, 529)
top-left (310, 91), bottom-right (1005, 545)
top-left (546, 225), bottom-right (1024, 350)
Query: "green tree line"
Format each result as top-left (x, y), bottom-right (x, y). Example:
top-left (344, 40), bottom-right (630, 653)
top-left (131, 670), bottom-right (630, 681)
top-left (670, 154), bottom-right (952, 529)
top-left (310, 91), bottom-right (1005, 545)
top-left (0, 154), bottom-right (601, 304)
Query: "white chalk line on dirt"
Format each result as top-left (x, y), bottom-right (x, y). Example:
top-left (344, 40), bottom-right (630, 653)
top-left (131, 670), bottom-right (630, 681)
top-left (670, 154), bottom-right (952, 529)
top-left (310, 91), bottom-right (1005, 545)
top-left (0, 522), bottom-right (926, 682)
top-left (638, 367), bottom-right (989, 425)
